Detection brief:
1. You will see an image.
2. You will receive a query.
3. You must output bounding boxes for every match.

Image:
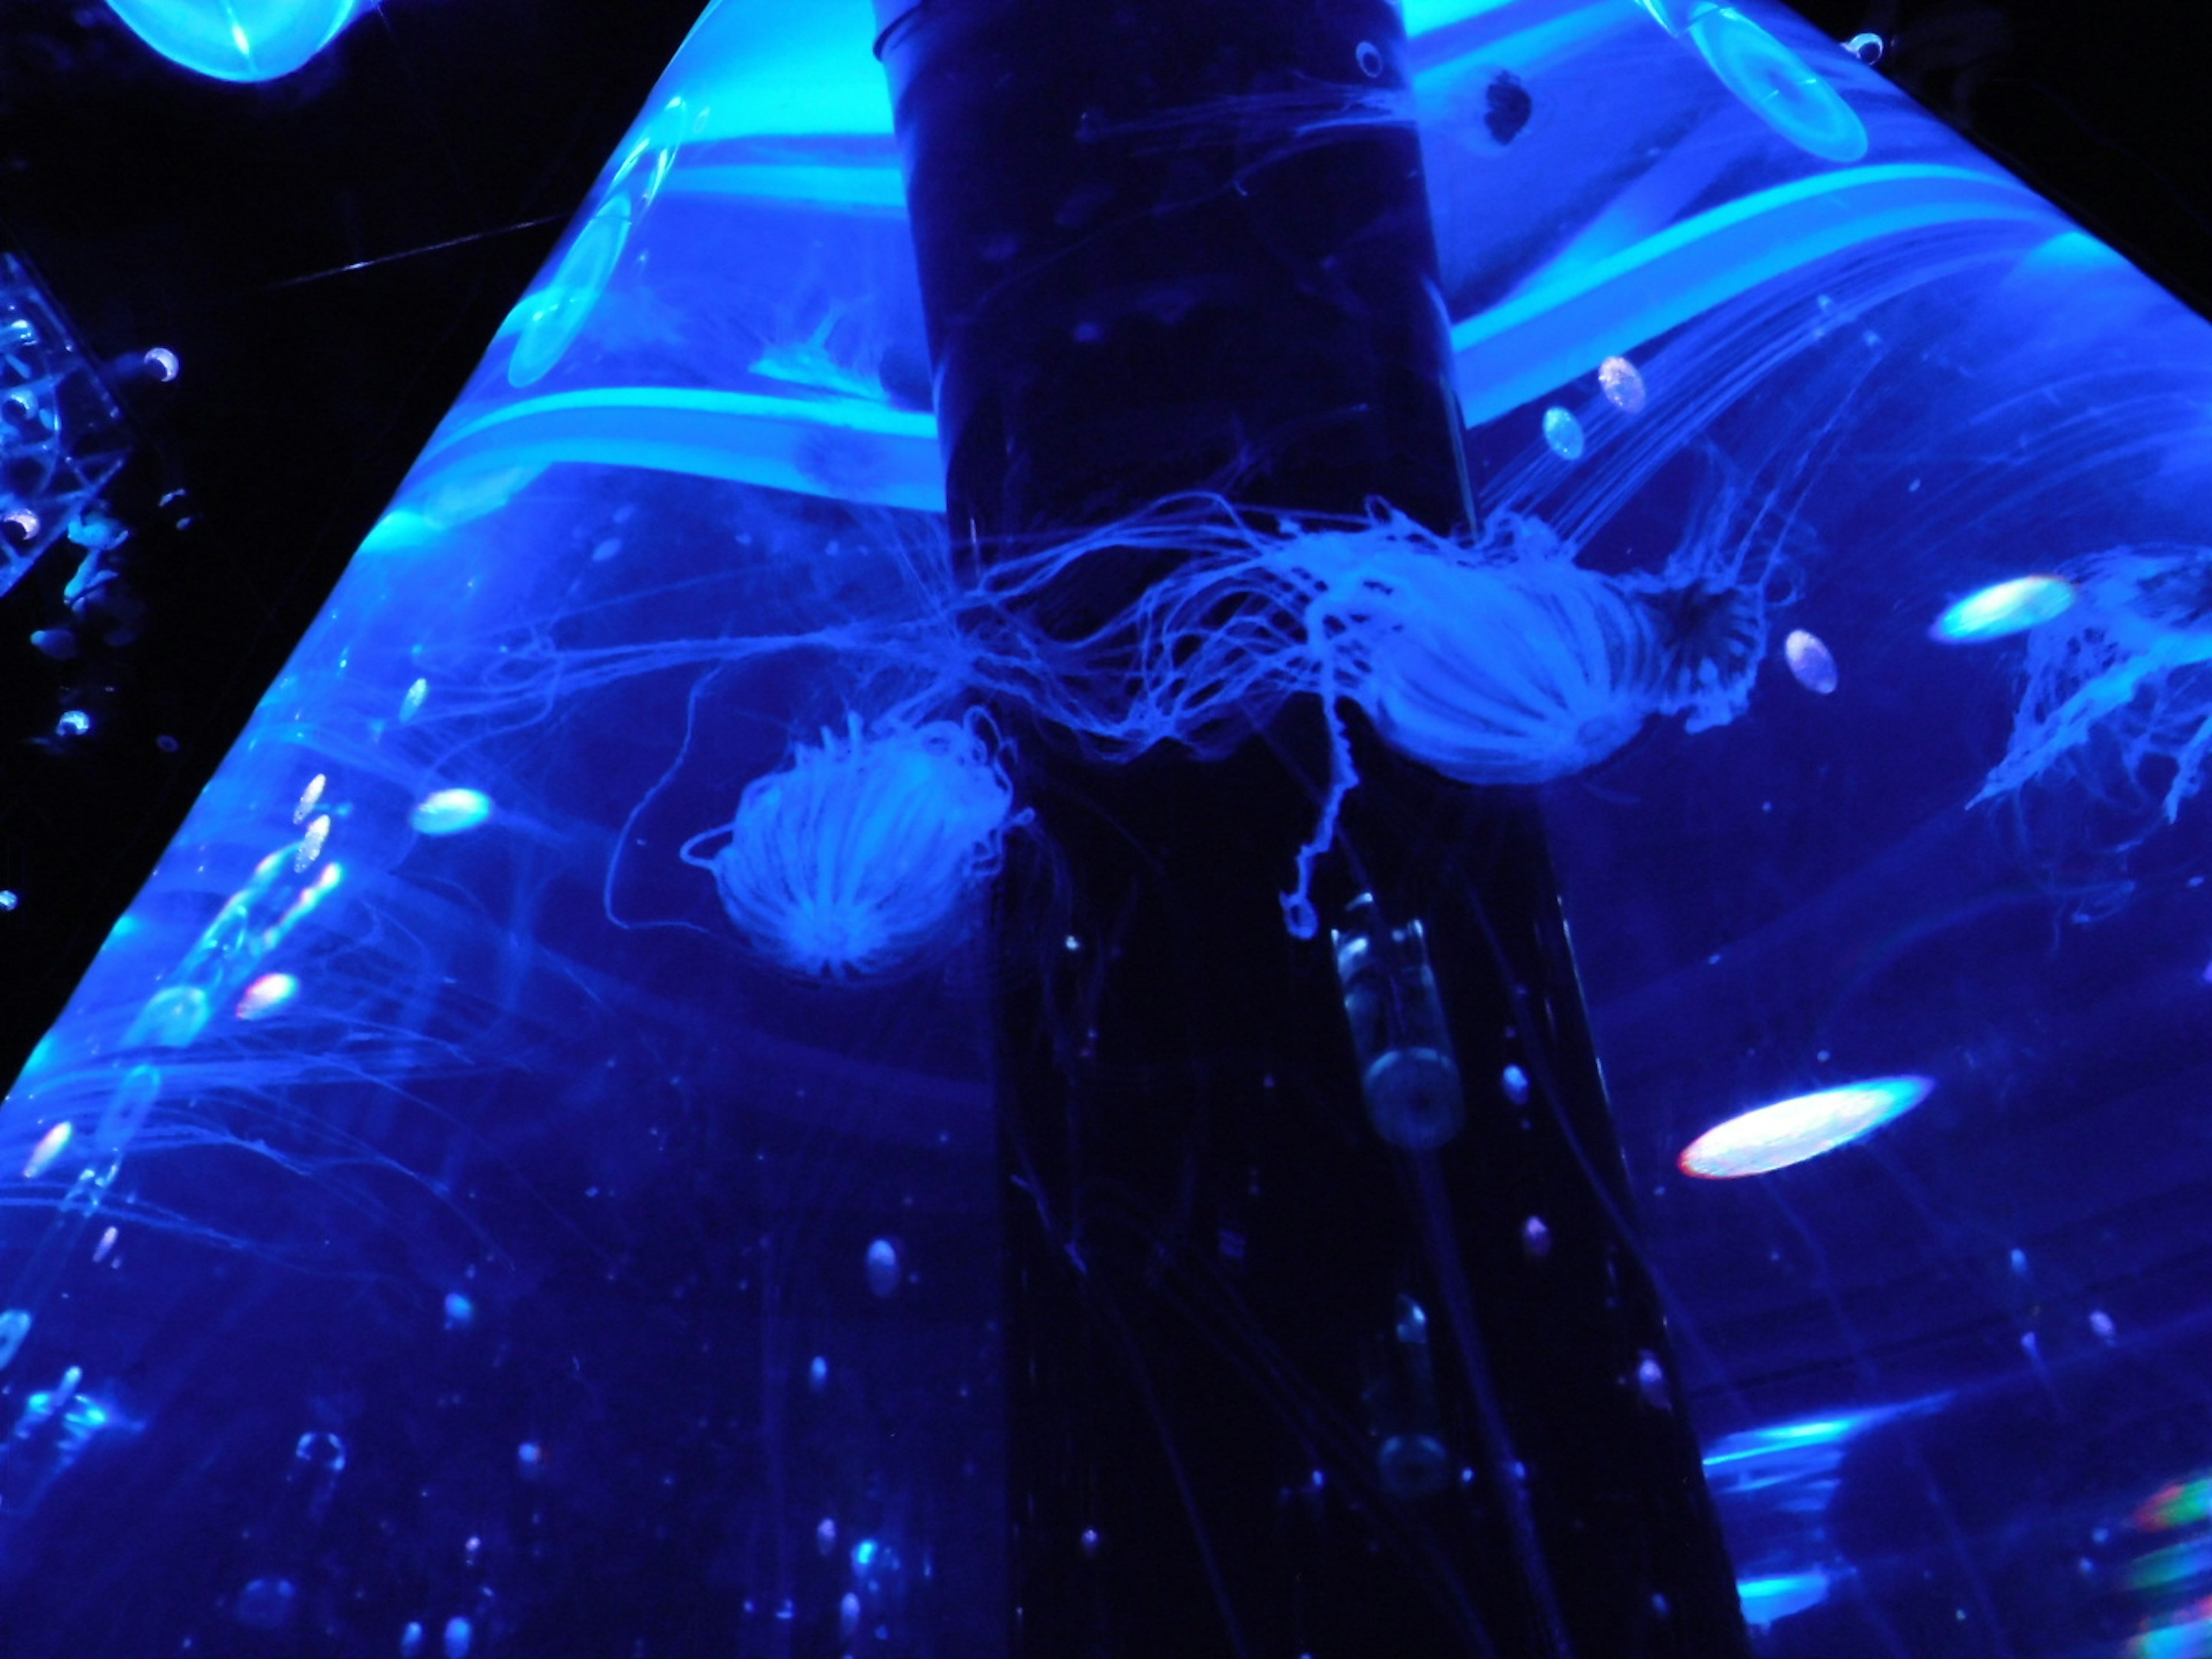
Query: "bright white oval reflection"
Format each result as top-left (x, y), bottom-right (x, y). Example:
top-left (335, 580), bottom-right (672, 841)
top-left (1679, 1075), bottom-right (1933, 1177)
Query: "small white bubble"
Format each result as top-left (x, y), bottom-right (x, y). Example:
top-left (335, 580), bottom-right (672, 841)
top-left (817, 1516), bottom-right (839, 1555)
top-left (1521, 1215), bottom-right (1552, 1260)
top-left (866, 1238), bottom-right (901, 1298)
top-left (1500, 1063), bottom-right (1531, 1105)
top-left (2090, 1309), bottom-right (2117, 1344)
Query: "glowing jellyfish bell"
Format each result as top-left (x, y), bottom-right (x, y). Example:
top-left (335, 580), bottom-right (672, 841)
top-left (1678, 1075), bottom-right (1933, 1177)
top-left (103, 0), bottom-right (366, 82)
top-left (683, 711), bottom-right (1018, 980)
top-left (1683, 4), bottom-right (1869, 163)
top-left (1931, 575), bottom-right (2076, 642)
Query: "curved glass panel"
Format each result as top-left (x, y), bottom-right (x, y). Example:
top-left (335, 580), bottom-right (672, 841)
top-left (6, 0), bottom-right (2212, 1652)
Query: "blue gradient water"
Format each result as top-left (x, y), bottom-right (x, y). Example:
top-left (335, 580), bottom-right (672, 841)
top-left (7, 0), bottom-right (2212, 1652)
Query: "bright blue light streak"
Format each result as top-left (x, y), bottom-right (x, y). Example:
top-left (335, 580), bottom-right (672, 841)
top-left (668, 165), bottom-right (908, 214)
top-left (1931, 575), bottom-right (2077, 642)
top-left (1736, 1570), bottom-right (1831, 1628)
top-left (415, 388), bottom-right (945, 515)
top-left (1450, 164), bottom-right (2052, 426)
top-left (1679, 1075), bottom-right (1933, 1177)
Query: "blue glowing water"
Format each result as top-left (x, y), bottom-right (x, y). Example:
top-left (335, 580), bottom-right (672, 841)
top-left (11, 0), bottom-right (2212, 1652)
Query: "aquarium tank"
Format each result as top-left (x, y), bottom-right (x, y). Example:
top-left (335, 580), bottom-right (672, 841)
top-left (4, 0), bottom-right (2210, 1654)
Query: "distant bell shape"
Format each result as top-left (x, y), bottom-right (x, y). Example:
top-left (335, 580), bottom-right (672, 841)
top-left (104, 0), bottom-right (365, 81)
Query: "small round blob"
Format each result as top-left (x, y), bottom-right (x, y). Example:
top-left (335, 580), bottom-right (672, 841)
top-left (1843, 31), bottom-right (1884, 65)
top-left (1679, 1075), bottom-right (1933, 1177)
top-left (1597, 355), bottom-right (1647, 414)
top-left (865, 1237), bottom-right (902, 1298)
top-left (1379, 1431), bottom-right (1451, 1499)
top-left (1783, 627), bottom-right (1839, 694)
top-left (233, 1578), bottom-right (298, 1632)
top-left (1541, 405), bottom-right (1586, 461)
top-left (1930, 575), bottom-right (2076, 642)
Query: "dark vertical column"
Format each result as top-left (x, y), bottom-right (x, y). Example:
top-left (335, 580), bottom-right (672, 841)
top-left (875, 3), bottom-right (1749, 1654)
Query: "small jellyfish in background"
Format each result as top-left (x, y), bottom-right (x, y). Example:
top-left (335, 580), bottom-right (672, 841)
top-left (1541, 406), bottom-right (1587, 462)
top-left (1968, 546), bottom-right (2212, 823)
top-left (1783, 627), bottom-right (1839, 694)
top-left (683, 710), bottom-right (1018, 980)
top-left (1843, 31), bottom-right (1885, 65)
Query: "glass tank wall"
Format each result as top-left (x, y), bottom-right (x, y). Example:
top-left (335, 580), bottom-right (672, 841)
top-left (4, 0), bottom-right (2211, 1653)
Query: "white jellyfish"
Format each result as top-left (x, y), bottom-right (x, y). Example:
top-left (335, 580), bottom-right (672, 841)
top-left (1973, 544), bottom-right (2212, 824)
top-left (684, 710), bottom-right (1018, 979)
top-left (968, 493), bottom-right (1775, 935)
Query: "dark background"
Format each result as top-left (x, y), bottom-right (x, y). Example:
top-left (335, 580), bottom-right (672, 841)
top-left (1, 0), bottom-right (2207, 1085)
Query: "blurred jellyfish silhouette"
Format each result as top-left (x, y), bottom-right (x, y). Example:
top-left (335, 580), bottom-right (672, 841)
top-left (683, 710), bottom-right (1018, 980)
top-left (968, 489), bottom-right (1776, 934)
top-left (1974, 544), bottom-right (2212, 825)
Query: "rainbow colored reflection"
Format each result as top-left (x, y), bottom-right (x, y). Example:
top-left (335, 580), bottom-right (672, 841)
top-left (2138, 1474), bottom-right (2212, 1534)
top-left (1679, 1075), bottom-right (1933, 1177)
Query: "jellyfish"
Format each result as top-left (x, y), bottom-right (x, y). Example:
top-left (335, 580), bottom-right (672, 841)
top-left (967, 490), bottom-right (1775, 935)
top-left (1972, 544), bottom-right (2212, 825)
top-left (681, 710), bottom-right (1018, 979)
top-left (101, 0), bottom-right (366, 81)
